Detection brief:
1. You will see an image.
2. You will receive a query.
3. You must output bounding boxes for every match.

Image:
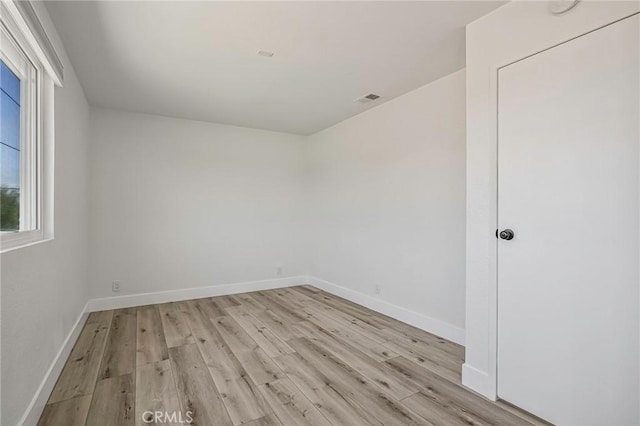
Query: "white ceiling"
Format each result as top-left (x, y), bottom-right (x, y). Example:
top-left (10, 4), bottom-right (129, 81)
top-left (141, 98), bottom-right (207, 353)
top-left (46, 1), bottom-right (504, 135)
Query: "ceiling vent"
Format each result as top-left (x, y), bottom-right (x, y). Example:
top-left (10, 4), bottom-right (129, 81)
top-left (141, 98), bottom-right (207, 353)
top-left (355, 93), bottom-right (381, 104)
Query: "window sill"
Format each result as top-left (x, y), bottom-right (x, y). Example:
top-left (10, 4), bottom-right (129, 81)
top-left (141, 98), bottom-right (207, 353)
top-left (0, 231), bottom-right (53, 254)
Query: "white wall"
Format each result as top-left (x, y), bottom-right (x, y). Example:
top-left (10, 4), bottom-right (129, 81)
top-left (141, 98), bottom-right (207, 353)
top-left (306, 70), bottom-right (466, 341)
top-left (464, 0), bottom-right (640, 400)
top-left (88, 108), bottom-right (308, 298)
top-left (0, 2), bottom-right (91, 425)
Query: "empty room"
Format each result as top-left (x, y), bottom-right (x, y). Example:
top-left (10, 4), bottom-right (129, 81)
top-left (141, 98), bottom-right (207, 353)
top-left (1, 1), bottom-right (638, 425)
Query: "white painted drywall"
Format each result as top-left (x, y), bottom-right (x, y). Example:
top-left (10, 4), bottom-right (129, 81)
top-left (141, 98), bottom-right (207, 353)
top-left (46, 1), bottom-right (504, 135)
top-left (464, 0), bottom-right (640, 399)
top-left (0, 2), bottom-right (91, 425)
top-left (306, 70), bottom-right (466, 333)
top-left (88, 108), bottom-right (308, 298)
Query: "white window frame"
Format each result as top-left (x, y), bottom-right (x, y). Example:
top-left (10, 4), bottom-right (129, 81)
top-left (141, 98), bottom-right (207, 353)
top-left (1, 1), bottom-right (57, 253)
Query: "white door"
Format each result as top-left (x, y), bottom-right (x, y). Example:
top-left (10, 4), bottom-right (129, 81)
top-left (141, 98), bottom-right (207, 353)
top-left (497, 15), bottom-right (639, 425)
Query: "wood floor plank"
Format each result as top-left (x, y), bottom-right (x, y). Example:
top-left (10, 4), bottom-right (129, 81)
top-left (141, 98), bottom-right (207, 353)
top-left (211, 295), bottom-right (242, 309)
top-left (288, 287), bottom-right (384, 326)
top-left (212, 315), bottom-right (261, 353)
top-left (298, 299), bottom-right (391, 344)
top-left (181, 301), bottom-right (246, 383)
top-left (273, 353), bottom-right (379, 426)
top-left (48, 311), bottom-right (113, 403)
top-left (181, 303), bottom-right (274, 425)
top-left (386, 332), bottom-right (465, 367)
top-left (137, 306), bottom-right (169, 365)
top-left (252, 291), bottom-right (310, 323)
top-left (270, 288), bottom-right (315, 306)
top-left (186, 302), bottom-right (283, 385)
top-left (380, 323), bottom-right (465, 360)
top-left (260, 289), bottom-right (308, 315)
top-left (253, 309), bottom-right (305, 341)
top-left (384, 356), bottom-right (535, 425)
top-left (402, 391), bottom-right (487, 426)
top-left (293, 288), bottom-right (432, 348)
top-left (297, 287), bottom-right (396, 322)
top-left (242, 414), bottom-right (283, 426)
top-left (190, 297), bottom-right (227, 320)
top-left (88, 310), bottom-right (116, 325)
top-left (99, 308), bottom-right (136, 380)
top-left (207, 314), bottom-right (285, 385)
top-left (135, 360), bottom-right (182, 426)
top-left (210, 296), bottom-right (235, 315)
top-left (294, 321), bottom-right (420, 399)
top-left (308, 288), bottom-right (466, 368)
top-left (218, 374), bottom-right (273, 426)
top-left (226, 306), bottom-right (295, 357)
top-left (169, 344), bottom-right (233, 426)
top-left (298, 285), bottom-right (321, 293)
top-left (297, 316), bottom-right (397, 362)
top-left (383, 338), bottom-right (462, 384)
top-left (293, 287), bottom-right (373, 317)
top-left (495, 401), bottom-right (551, 426)
top-left (230, 293), bottom-right (267, 313)
top-left (234, 346), bottom-right (286, 386)
top-left (158, 302), bottom-right (194, 348)
top-left (86, 374), bottom-right (135, 426)
top-left (288, 337), bottom-right (426, 425)
top-left (313, 290), bottom-right (465, 359)
top-left (264, 293), bottom-right (397, 363)
top-left (38, 395), bottom-right (92, 426)
top-left (258, 378), bottom-right (332, 426)
top-left (294, 287), bottom-right (464, 358)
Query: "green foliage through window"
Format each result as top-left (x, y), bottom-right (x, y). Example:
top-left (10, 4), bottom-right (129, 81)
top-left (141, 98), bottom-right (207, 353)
top-left (1, 187), bottom-right (19, 231)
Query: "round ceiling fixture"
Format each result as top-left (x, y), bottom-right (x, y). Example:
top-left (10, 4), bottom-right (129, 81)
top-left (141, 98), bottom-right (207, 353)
top-left (549, 0), bottom-right (581, 15)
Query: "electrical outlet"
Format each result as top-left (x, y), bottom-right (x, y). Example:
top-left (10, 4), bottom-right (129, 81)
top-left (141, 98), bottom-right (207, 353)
top-left (375, 284), bottom-right (381, 295)
top-left (112, 280), bottom-right (121, 292)
top-left (276, 266), bottom-right (283, 276)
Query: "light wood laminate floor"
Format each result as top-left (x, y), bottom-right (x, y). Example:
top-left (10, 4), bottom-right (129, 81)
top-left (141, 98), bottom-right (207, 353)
top-left (39, 285), bottom-right (547, 426)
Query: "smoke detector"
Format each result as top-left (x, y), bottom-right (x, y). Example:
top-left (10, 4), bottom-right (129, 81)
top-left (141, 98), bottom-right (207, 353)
top-left (354, 93), bottom-right (381, 104)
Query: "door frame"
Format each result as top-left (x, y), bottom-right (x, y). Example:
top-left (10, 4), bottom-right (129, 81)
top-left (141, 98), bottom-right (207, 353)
top-left (463, 2), bottom-right (640, 401)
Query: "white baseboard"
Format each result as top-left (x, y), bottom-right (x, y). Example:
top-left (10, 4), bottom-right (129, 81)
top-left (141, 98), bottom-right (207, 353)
top-left (461, 363), bottom-right (496, 400)
top-left (307, 276), bottom-right (465, 345)
top-left (18, 304), bottom-right (90, 426)
top-left (86, 276), bottom-right (309, 312)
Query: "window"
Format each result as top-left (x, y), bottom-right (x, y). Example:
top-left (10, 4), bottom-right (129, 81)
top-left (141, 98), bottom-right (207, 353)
top-left (1, 61), bottom-right (22, 231)
top-left (0, 0), bottom-right (61, 252)
top-left (1, 37), bottom-right (37, 235)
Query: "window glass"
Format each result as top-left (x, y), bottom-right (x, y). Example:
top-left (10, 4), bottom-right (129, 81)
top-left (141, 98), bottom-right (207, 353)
top-left (0, 60), bottom-right (21, 232)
